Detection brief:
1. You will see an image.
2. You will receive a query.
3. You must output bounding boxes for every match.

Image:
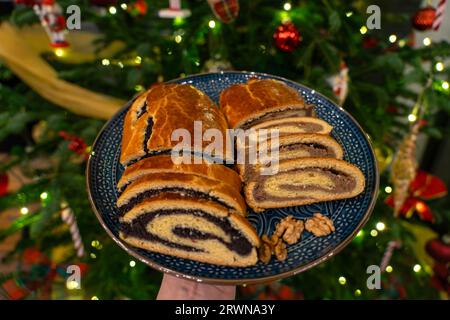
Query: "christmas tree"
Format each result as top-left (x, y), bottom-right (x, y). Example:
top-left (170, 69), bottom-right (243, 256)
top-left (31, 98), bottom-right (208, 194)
top-left (0, 0), bottom-right (449, 300)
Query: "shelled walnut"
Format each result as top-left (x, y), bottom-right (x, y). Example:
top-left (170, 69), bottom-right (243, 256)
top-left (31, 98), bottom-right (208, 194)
top-left (275, 215), bottom-right (304, 245)
top-left (305, 213), bottom-right (335, 237)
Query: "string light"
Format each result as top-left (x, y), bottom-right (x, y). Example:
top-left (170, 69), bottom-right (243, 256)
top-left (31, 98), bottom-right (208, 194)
top-left (385, 265), bottom-right (393, 273)
top-left (356, 230), bottom-right (364, 238)
top-left (389, 34), bottom-right (397, 43)
top-left (360, 26), bottom-right (368, 34)
top-left (376, 222), bottom-right (386, 231)
top-left (120, 3), bottom-right (127, 10)
top-left (435, 62), bottom-right (444, 72)
top-left (338, 276), bottom-right (347, 285)
top-left (91, 296), bottom-right (99, 300)
top-left (354, 289), bottom-right (361, 296)
top-left (423, 37), bottom-right (431, 46)
top-left (346, 12), bottom-right (353, 17)
top-left (40, 192), bottom-right (48, 200)
top-left (20, 207), bottom-right (29, 215)
top-left (283, 2), bottom-right (292, 11)
top-left (135, 85), bottom-right (144, 92)
top-left (102, 59), bottom-right (110, 66)
top-left (54, 48), bottom-right (64, 57)
top-left (370, 229), bottom-right (378, 237)
top-left (413, 264), bottom-right (422, 272)
top-left (91, 240), bottom-right (100, 248)
top-left (408, 114), bottom-right (417, 122)
top-left (384, 186), bottom-right (392, 193)
top-left (118, 62), bottom-right (124, 69)
top-left (90, 253), bottom-right (97, 259)
top-left (442, 81), bottom-right (449, 90)
top-left (129, 260), bottom-right (136, 267)
top-left (174, 17), bottom-right (184, 26)
top-left (398, 39), bottom-right (406, 47)
top-left (109, 6), bottom-right (117, 14)
top-left (66, 280), bottom-right (80, 290)
top-left (174, 35), bottom-right (182, 43)
top-left (208, 20), bottom-right (216, 29)
top-left (134, 56), bottom-right (142, 64)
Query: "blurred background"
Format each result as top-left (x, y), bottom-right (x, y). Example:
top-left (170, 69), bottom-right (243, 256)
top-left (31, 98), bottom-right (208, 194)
top-left (0, 0), bottom-right (449, 300)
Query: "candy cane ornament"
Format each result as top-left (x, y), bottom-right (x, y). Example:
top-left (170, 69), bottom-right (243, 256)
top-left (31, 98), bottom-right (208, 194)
top-left (61, 203), bottom-right (85, 258)
top-left (433, 0), bottom-right (447, 31)
top-left (380, 240), bottom-right (402, 272)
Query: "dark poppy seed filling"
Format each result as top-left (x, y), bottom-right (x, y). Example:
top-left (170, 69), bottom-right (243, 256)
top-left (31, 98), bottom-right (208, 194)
top-left (143, 117), bottom-right (154, 154)
top-left (119, 209), bottom-right (253, 256)
top-left (117, 188), bottom-right (234, 216)
top-left (136, 101), bottom-right (147, 119)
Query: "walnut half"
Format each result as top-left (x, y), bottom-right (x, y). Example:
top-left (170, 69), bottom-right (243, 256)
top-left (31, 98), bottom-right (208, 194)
top-left (305, 213), bottom-right (335, 237)
top-left (275, 215), bottom-right (304, 245)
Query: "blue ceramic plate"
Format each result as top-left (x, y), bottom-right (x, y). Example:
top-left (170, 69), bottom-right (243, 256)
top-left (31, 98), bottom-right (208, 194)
top-left (87, 71), bottom-right (379, 285)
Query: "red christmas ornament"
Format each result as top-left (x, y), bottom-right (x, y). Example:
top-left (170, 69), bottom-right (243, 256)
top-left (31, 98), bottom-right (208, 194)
top-left (385, 170), bottom-right (447, 222)
top-left (412, 6), bottom-right (436, 31)
top-left (59, 131), bottom-right (89, 157)
top-left (273, 22), bottom-right (301, 53)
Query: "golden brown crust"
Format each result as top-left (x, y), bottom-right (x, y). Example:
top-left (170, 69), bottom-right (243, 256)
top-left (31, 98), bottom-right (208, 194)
top-left (219, 79), bottom-right (311, 129)
top-left (117, 172), bottom-right (247, 216)
top-left (121, 84), bottom-right (232, 166)
top-left (249, 117), bottom-right (333, 135)
top-left (117, 155), bottom-right (242, 192)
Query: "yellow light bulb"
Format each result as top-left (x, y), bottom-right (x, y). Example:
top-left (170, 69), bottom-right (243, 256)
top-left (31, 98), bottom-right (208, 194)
top-left (442, 81), bottom-right (449, 90)
top-left (408, 114), bottom-right (417, 122)
top-left (20, 207), bottom-right (29, 215)
top-left (389, 35), bottom-right (397, 43)
top-left (283, 3), bottom-right (291, 11)
top-left (376, 222), bottom-right (386, 231)
top-left (360, 26), bottom-right (368, 35)
top-left (338, 276), bottom-right (346, 285)
top-left (354, 289), bottom-right (361, 296)
top-left (384, 186), bottom-right (392, 194)
top-left (435, 62), bottom-right (444, 72)
top-left (129, 260), bottom-right (136, 267)
top-left (386, 265), bottom-right (393, 273)
top-left (413, 264), bottom-right (421, 272)
top-left (40, 192), bottom-right (48, 200)
top-left (423, 37), bottom-right (431, 46)
top-left (208, 20), bottom-right (216, 29)
top-left (109, 6), bottom-right (117, 14)
top-left (370, 229), bottom-right (378, 237)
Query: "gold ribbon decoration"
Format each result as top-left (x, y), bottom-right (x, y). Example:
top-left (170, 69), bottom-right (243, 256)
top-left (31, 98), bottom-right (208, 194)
top-left (0, 22), bottom-right (126, 120)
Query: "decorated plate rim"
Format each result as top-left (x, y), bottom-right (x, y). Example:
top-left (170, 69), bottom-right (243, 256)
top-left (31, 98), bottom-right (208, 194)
top-left (86, 71), bottom-right (380, 285)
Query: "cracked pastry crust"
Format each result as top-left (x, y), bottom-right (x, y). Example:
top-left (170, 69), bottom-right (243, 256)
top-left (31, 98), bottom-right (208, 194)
top-left (119, 193), bottom-right (260, 267)
top-left (219, 79), bottom-right (315, 129)
top-left (120, 83), bottom-right (232, 166)
top-left (244, 158), bottom-right (366, 212)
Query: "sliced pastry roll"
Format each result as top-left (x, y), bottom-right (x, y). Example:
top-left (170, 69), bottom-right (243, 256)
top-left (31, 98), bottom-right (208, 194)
top-left (249, 117), bottom-right (333, 136)
top-left (219, 79), bottom-right (315, 129)
top-left (121, 83), bottom-right (232, 166)
top-left (236, 134), bottom-right (344, 181)
top-left (119, 193), bottom-right (260, 267)
top-left (244, 158), bottom-right (366, 212)
top-left (117, 172), bottom-right (247, 217)
top-left (117, 155), bottom-right (242, 193)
